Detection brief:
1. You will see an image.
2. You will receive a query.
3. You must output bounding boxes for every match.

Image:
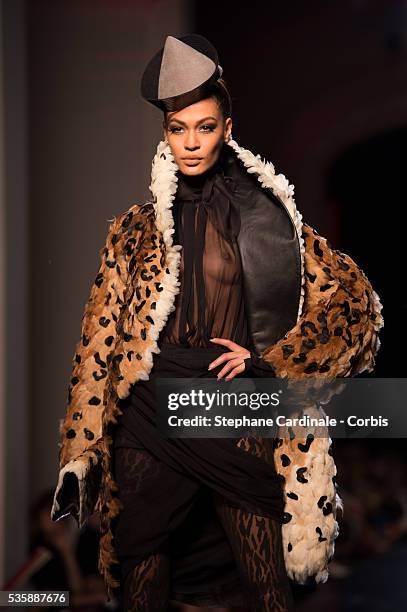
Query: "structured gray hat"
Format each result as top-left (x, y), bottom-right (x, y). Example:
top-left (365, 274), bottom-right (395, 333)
top-left (140, 34), bottom-right (223, 112)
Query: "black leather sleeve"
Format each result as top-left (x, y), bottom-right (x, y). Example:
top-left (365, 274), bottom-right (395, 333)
top-left (244, 352), bottom-right (276, 377)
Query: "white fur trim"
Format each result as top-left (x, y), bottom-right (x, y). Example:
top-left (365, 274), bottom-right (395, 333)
top-left (277, 405), bottom-right (339, 583)
top-left (116, 139), bottom-right (184, 397)
top-left (145, 140), bottom-right (183, 361)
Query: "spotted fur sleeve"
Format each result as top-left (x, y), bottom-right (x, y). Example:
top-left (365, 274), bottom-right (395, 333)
top-left (263, 223), bottom-right (384, 585)
top-left (51, 206), bottom-right (142, 526)
top-left (261, 223), bottom-right (383, 378)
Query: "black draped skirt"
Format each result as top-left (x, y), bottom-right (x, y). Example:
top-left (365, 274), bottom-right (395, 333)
top-left (112, 342), bottom-right (285, 607)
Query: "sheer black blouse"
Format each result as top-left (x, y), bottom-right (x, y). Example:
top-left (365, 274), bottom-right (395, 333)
top-left (159, 147), bottom-right (275, 377)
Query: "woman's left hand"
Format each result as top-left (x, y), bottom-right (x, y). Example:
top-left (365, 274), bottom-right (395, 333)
top-left (208, 338), bottom-right (250, 380)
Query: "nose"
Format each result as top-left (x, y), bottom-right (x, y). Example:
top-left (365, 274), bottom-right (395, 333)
top-left (184, 129), bottom-right (200, 151)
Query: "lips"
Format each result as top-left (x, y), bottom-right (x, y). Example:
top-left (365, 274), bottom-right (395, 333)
top-left (183, 159), bottom-right (202, 166)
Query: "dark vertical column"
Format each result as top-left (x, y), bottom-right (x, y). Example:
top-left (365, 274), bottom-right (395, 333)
top-left (0, 0), bottom-right (29, 583)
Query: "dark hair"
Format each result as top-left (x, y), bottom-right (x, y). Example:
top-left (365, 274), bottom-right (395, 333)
top-left (209, 77), bottom-right (232, 120)
top-left (163, 77), bottom-right (232, 127)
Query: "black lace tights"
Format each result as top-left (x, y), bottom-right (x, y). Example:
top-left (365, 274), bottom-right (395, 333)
top-left (214, 502), bottom-right (295, 611)
top-left (114, 446), bottom-right (294, 611)
top-left (122, 548), bottom-right (171, 611)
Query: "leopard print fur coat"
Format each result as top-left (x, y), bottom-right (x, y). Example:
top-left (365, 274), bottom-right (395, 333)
top-left (50, 137), bottom-right (384, 601)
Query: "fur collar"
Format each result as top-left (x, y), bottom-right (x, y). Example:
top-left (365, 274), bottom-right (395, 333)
top-left (149, 137), bottom-right (306, 321)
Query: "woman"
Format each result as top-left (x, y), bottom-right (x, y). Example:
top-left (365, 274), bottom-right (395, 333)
top-left (50, 34), bottom-right (384, 611)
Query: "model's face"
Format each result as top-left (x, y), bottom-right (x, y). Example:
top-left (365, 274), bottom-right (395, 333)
top-left (163, 97), bottom-right (232, 176)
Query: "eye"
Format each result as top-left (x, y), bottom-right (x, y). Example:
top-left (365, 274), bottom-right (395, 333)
top-left (200, 124), bottom-right (216, 132)
top-left (168, 124), bottom-right (216, 134)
